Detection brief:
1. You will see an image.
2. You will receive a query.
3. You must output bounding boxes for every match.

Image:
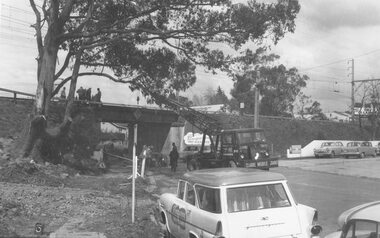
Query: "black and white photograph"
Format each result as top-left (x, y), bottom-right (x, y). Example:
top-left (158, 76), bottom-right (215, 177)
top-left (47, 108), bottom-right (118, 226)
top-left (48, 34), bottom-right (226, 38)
top-left (1, 0), bottom-right (380, 237)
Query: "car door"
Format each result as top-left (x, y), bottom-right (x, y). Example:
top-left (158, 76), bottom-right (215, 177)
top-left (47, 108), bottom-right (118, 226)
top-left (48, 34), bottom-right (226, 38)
top-left (183, 182), bottom-right (196, 238)
top-left (189, 185), bottom-right (222, 238)
top-left (338, 142), bottom-right (344, 154)
top-left (168, 180), bottom-right (186, 238)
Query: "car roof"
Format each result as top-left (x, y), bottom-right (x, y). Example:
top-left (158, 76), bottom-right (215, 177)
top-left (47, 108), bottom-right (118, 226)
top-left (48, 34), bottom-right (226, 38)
top-left (182, 168), bottom-right (286, 187)
top-left (338, 201), bottom-right (380, 227)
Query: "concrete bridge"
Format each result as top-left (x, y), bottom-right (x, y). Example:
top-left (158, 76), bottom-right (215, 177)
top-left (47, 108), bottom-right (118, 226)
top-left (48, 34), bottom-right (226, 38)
top-left (75, 100), bottom-right (180, 156)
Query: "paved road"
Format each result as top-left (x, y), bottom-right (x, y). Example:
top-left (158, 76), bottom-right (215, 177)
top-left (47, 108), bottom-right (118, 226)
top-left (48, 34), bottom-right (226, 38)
top-left (153, 159), bottom-right (380, 237)
top-left (271, 167), bottom-right (380, 236)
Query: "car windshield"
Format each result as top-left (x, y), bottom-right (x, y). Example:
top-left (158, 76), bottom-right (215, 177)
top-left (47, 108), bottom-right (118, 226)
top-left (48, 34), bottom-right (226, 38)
top-left (321, 142), bottom-right (334, 147)
top-left (226, 183), bottom-right (291, 213)
top-left (347, 142), bottom-right (360, 147)
top-left (237, 131), bottom-right (266, 144)
top-left (195, 185), bottom-right (221, 214)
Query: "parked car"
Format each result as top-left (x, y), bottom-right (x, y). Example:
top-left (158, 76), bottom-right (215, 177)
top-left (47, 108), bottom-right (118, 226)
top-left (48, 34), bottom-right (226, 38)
top-left (314, 142), bottom-right (344, 158)
top-left (341, 141), bottom-right (376, 158)
top-left (158, 168), bottom-right (322, 238)
top-left (375, 142), bottom-right (380, 155)
top-left (325, 201), bottom-right (380, 238)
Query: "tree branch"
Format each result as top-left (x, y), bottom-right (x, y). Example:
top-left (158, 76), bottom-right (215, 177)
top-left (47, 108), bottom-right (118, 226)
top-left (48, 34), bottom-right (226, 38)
top-left (57, 0), bottom-right (75, 28)
top-left (62, 0), bottom-right (94, 40)
top-left (29, 0), bottom-right (43, 64)
top-left (52, 72), bottom-right (134, 96)
top-left (54, 47), bottom-right (74, 80)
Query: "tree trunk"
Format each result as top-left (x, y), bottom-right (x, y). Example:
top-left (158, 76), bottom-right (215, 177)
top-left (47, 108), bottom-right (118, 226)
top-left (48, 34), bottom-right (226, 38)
top-left (23, 31), bottom-right (60, 159)
top-left (64, 49), bottom-right (83, 120)
top-left (35, 38), bottom-right (59, 115)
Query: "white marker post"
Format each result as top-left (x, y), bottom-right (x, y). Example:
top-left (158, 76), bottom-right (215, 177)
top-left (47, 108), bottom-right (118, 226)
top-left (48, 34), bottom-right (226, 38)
top-left (132, 123), bottom-right (138, 223)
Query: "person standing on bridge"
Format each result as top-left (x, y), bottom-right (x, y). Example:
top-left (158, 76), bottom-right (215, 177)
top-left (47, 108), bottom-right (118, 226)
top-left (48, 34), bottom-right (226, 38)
top-left (60, 87), bottom-right (66, 99)
top-left (93, 88), bottom-right (102, 102)
top-left (169, 143), bottom-right (179, 172)
top-left (77, 86), bottom-right (85, 100)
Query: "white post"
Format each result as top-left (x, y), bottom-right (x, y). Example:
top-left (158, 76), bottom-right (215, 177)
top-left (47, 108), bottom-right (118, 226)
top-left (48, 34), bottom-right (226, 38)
top-left (132, 123), bottom-right (138, 223)
top-left (141, 157), bottom-right (146, 178)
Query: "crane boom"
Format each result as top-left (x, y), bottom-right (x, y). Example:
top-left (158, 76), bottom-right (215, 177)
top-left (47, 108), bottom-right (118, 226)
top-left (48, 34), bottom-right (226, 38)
top-left (152, 93), bottom-right (221, 134)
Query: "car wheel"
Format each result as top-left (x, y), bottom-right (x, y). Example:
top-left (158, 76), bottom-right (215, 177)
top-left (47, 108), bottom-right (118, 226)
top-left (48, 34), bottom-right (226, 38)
top-left (229, 160), bottom-right (237, 167)
top-left (187, 159), bottom-right (199, 171)
top-left (344, 155), bottom-right (349, 159)
top-left (330, 151), bottom-right (335, 158)
top-left (315, 155), bottom-right (319, 158)
top-left (359, 152), bottom-right (365, 159)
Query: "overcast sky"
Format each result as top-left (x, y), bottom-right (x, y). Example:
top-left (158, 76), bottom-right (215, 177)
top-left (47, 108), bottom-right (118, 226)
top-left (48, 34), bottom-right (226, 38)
top-left (1, 0), bottom-right (380, 112)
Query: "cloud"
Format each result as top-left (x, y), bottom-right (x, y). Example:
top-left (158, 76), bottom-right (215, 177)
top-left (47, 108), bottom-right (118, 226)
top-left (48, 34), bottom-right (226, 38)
top-left (302, 0), bottom-right (380, 31)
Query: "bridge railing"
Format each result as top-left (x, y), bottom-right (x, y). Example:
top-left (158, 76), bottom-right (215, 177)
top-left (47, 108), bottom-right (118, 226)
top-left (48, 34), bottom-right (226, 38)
top-left (0, 87), bottom-right (35, 103)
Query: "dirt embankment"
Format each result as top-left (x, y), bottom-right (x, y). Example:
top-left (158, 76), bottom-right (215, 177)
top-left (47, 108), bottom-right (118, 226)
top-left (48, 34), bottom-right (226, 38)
top-left (0, 159), bottom-right (162, 238)
top-left (0, 99), bottom-right (33, 138)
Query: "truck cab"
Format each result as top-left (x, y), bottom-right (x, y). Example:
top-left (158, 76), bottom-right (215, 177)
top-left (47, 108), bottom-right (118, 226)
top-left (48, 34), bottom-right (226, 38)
top-left (187, 128), bottom-right (279, 170)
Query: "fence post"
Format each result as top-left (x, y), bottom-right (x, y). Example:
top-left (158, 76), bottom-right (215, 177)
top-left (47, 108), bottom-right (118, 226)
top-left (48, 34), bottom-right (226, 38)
top-left (132, 123), bottom-right (138, 223)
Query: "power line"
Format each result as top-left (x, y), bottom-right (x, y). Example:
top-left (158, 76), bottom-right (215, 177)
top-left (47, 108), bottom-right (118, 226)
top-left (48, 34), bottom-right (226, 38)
top-left (299, 59), bottom-right (348, 72)
top-left (1, 3), bottom-right (36, 16)
top-left (299, 49), bottom-right (380, 73)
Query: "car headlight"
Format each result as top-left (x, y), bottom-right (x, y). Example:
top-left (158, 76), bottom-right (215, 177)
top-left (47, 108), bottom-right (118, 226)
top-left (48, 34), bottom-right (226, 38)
top-left (265, 152), bottom-right (269, 157)
top-left (240, 154), bottom-right (245, 159)
top-left (255, 153), bottom-right (259, 160)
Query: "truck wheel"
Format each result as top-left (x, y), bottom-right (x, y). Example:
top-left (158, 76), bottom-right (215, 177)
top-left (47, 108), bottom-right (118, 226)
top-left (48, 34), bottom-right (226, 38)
top-left (187, 162), bottom-right (194, 171)
top-left (229, 161), bottom-right (237, 167)
top-left (187, 160), bottom-right (198, 171)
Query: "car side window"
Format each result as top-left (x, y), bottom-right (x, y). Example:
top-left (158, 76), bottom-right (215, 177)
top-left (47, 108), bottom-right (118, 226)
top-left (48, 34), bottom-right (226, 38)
top-left (344, 220), bottom-right (378, 238)
top-left (185, 183), bottom-right (196, 206)
top-left (195, 185), bottom-right (221, 213)
top-left (177, 181), bottom-right (186, 199)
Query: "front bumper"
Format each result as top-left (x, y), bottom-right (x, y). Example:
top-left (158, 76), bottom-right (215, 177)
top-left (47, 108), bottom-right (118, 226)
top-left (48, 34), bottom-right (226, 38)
top-left (245, 157), bottom-right (279, 168)
top-left (341, 151), bottom-right (360, 156)
top-left (314, 151), bottom-right (331, 157)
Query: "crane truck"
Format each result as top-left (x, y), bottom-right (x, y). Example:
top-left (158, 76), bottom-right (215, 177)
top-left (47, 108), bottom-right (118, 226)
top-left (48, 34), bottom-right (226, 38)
top-left (155, 94), bottom-right (279, 170)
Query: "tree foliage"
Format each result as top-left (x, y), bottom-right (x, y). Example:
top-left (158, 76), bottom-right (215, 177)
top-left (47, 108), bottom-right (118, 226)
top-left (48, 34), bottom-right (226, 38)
top-left (25, 0), bottom-right (301, 160)
top-left (230, 59), bottom-right (309, 117)
top-left (30, 0), bottom-right (300, 115)
top-left (204, 86), bottom-right (229, 105)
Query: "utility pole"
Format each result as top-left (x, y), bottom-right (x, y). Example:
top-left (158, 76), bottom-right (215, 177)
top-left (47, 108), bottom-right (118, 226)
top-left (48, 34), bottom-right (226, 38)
top-left (349, 59), bottom-right (355, 123)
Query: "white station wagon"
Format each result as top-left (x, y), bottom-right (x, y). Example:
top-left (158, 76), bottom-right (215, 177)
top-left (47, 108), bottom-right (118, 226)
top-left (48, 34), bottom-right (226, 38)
top-left (158, 168), bottom-right (322, 238)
